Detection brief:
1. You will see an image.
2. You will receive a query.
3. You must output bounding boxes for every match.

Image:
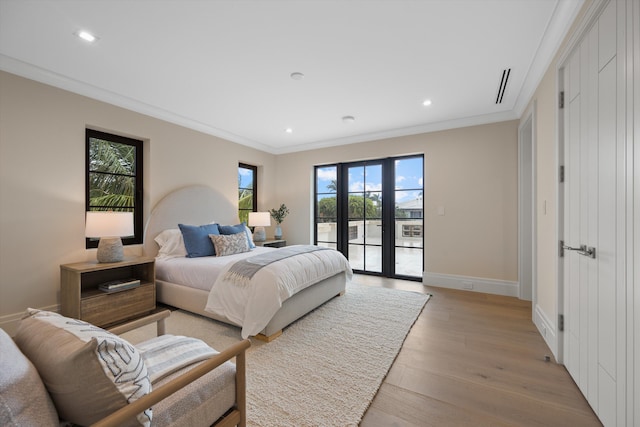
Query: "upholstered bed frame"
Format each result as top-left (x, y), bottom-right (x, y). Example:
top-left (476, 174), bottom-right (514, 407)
top-left (143, 185), bottom-right (347, 341)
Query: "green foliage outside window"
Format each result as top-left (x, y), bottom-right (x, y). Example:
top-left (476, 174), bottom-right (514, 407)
top-left (317, 195), bottom-right (378, 221)
top-left (88, 139), bottom-right (136, 211)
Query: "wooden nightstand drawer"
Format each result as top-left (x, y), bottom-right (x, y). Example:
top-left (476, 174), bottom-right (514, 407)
top-left (61, 256), bottom-right (156, 328)
top-left (81, 283), bottom-right (155, 327)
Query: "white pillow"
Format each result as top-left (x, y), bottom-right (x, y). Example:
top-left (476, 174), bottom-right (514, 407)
top-left (154, 229), bottom-right (187, 258)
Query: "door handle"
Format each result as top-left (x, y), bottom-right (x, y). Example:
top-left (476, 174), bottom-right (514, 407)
top-left (579, 246), bottom-right (596, 259)
top-left (561, 241), bottom-right (596, 259)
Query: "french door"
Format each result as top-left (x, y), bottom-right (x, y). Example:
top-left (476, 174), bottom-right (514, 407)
top-left (314, 155), bottom-right (423, 280)
top-left (560, 1), bottom-right (625, 424)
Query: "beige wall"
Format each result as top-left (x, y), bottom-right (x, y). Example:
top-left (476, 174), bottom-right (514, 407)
top-left (0, 69), bottom-right (519, 331)
top-left (275, 120), bottom-right (519, 282)
top-left (520, 0), bottom-right (594, 343)
top-left (0, 71), bottom-right (276, 330)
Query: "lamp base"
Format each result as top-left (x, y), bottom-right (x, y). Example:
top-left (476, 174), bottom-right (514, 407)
top-left (253, 226), bottom-right (266, 242)
top-left (96, 237), bottom-right (124, 263)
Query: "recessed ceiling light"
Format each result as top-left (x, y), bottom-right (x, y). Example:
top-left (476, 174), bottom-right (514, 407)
top-left (290, 72), bottom-right (305, 81)
top-left (76, 30), bottom-right (97, 43)
top-left (285, 128), bottom-right (293, 134)
top-left (422, 99), bottom-right (432, 106)
top-left (342, 115), bottom-right (355, 123)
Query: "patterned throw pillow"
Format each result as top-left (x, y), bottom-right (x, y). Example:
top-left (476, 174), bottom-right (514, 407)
top-left (14, 309), bottom-right (152, 427)
top-left (209, 232), bottom-right (250, 256)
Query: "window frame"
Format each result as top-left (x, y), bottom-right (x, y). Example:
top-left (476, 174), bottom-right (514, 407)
top-left (238, 163), bottom-right (257, 224)
top-left (85, 129), bottom-right (143, 249)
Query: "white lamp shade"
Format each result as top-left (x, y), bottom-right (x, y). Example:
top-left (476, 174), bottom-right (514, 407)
top-left (248, 212), bottom-right (271, 227)
top-left (85, 211), bottom-right (134, 238)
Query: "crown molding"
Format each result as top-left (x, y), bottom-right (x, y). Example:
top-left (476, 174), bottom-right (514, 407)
top-left (513, 0), bottom-right (585, 116)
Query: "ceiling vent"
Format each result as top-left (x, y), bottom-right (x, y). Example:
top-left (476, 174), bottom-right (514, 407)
top-left (495, 68), bottom-right (511, 104)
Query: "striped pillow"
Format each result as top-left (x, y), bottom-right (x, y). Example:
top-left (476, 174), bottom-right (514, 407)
top-left (14, 309), bottom-right (152, 427)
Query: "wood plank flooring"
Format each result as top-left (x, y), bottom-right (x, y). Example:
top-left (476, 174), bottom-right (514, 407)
top-left (355, 275), bottom-right (602, 427)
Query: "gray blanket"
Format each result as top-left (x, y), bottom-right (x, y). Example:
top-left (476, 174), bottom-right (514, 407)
top-left (223, 245), bottom-right (329, 286)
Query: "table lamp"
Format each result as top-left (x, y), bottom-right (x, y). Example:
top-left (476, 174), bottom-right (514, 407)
top-left (85, 211), bottom-right (134, 263)
top-left (248, 212), bottom-right (271, 242)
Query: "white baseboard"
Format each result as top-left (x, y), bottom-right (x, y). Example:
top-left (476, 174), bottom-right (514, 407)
top-left (0, 304), bottom-right (60, 336)
top-left (533, 304), bottom-right (558, 359)
top-left (422, 272), bottom-right (519, 297)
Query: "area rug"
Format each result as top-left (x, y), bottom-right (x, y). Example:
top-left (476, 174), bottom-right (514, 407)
top-left (122, 282), bottom-right (430, 427)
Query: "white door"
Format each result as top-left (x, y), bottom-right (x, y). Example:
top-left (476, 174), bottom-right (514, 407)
top-left (561, 1), bottom-right (624, 425)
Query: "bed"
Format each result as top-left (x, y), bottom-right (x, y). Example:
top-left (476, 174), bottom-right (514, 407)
top-left (143, 185), bottom-right (352, 341)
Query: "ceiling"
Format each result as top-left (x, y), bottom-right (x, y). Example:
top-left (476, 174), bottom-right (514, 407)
top-left (0, 0), bottom-right (583, 154)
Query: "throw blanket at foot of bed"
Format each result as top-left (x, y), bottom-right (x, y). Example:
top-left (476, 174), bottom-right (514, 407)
top-left (205, 245), bottom-right (352, 338)
top-left (223, 245), bottom-right (329, 286)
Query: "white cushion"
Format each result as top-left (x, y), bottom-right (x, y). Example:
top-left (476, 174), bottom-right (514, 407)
top-left (155, 229), bottom-right (187, 258)
top-left (0, 328), bottom-right (59, 427)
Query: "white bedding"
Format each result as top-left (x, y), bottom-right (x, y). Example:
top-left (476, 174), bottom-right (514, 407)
top-left (207, 246), bottom-right (352, 338)
top-left (156, 246), bottom-right (352, 338)
top-left (155, 247), bottom-right (274, 292)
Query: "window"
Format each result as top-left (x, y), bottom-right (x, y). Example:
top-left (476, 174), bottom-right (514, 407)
top-left (86, 129), bottom-right (143, 248)
top-left (238, 163), bottom-right (257, 224)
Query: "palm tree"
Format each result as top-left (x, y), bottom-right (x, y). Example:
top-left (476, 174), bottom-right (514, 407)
top-left (88, 139), bottom-right (136, 210)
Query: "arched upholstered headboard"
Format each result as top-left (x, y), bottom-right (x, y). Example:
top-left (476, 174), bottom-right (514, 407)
top-left (143, 185), bottom-right (238, 257)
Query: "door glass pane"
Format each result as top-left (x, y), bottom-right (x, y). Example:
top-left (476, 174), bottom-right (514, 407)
top-left (348, 220), bottom-right (365, 243)
top-left (365, 245), bottom-right (382, 272)
top-left (348, 244), bottom-right (364, 270)
top-left (367, 192), bottom-right (382, 219)
top-left (317, 195), bottom-right (336, 222)
top-left (316, 223), bottom-right (337, 243)
top-left (395, 247), bottom-right (422, 276)
top-left (366, 219), bottom-right (382, 246)
top-left (365, 165), bottom-right (382, 191)
top-left (316, 166), bottom-right (337, 193)
top-left (348, 166), bottom-right (364, 192)
top-left (395, 157), bottom-right (423, 190)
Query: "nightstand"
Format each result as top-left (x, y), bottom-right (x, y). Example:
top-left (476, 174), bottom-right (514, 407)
top-left (255, 239), bottom-right (286, 248)
top-left (60, 256), bottom-right (156, 328)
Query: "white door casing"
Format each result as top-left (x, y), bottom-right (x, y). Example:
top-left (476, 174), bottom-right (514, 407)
top-left (518, 103), bottom-right (536, 303)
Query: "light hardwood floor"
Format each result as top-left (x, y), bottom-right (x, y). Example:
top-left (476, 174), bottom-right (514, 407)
top-left (355, 275), bottom-right (602, 427)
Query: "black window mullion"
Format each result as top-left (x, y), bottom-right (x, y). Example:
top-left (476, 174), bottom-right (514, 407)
top-left (382, 157), bottom-right (395, 275)
top-left (337, 164), bottom-right (349, 255)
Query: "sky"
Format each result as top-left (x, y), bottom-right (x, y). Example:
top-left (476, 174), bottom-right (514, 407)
top-left (238, 166), bottom-right (254, 189)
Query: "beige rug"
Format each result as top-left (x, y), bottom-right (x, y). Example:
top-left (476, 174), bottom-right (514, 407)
top-left (123, 282), bottom-right (430, 427)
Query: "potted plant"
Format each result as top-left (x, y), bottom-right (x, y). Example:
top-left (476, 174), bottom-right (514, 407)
top-left (269, 204), bottom-right (289, 239)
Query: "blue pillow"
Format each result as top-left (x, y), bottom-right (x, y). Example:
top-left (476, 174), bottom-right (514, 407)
top-left (218, 222), bottom-right (256, 249)
top-left (178, 223), bottom-right (220, 257)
